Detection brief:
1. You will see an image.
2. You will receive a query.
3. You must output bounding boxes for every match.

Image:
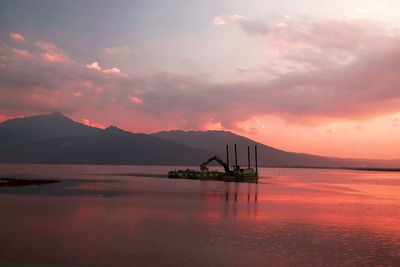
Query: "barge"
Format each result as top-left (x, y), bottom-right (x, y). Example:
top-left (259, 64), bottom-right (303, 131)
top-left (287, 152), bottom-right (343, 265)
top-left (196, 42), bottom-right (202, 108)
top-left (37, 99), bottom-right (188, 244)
top-left (168, 144), bottom-right (258, 183)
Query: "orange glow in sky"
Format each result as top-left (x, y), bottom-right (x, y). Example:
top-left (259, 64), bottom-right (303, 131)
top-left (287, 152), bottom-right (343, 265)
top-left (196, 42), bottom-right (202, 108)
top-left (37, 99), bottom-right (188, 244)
top-left (234, 113), bottom-right (400, 159)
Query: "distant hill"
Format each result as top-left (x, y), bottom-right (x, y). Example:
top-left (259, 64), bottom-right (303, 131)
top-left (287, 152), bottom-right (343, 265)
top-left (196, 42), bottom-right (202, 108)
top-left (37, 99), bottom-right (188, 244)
top-left (1, 112), bottom-right (399, 168)
top-left (0, 113), bottom-right (213, 165)
top-left (0, 112), bottom-right (100, 142)
top-left (152, 130), bottom-right (400, 168)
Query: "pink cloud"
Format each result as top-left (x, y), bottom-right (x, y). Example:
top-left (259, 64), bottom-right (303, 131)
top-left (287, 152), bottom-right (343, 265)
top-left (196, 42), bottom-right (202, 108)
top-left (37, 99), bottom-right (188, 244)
top-left (36, 42), bottom-right (57, 52)
top-left (129, 96), bottom-right (143, 104)
top-left (86, 62), bottom-right (101, 71)
top-left (103, 67), bottom-right (121, 74)
top-left (26, 89), bottom-right (68, 110)
top-left (236, 16), bottom-right (385, 62)
top-left (0, 114), bottom-right (24, 122)
top-left (202, 120), bottom-right (223, 131)
top-left (212, 14), bottom-right (244, 26)
top-left (212, 17), bottom-right (227, 26)
top-left (81, 118), bottom-right (106, 129)
top-left (41, 52), bottom-right (70, 63)
top-left (9, 33), bottom-right (25, 41)
top-left (73, 92), bottom-right (82, 97)
top-left (37, 42), bottom-right (71, 63)
top-left (12, 48), bottom-right (35, 60)
top-left (103, 45), bottom-right (131, 55)
top-left (85, 62), bottom-right (125, 75)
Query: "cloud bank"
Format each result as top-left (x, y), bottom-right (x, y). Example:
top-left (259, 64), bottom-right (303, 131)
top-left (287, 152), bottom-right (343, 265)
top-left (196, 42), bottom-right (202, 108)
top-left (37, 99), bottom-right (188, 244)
top-left (1, 15), bottom-right (400, 133)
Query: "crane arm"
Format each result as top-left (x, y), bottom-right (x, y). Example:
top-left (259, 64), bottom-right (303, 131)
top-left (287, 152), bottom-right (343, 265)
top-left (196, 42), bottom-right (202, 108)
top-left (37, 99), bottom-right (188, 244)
top-left (200, 156), bottom-right (231, 175)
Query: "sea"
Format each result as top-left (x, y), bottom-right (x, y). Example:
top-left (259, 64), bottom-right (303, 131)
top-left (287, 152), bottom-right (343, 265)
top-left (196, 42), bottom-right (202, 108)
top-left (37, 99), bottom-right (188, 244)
top-left (0, 164), bottom-right (399, 266)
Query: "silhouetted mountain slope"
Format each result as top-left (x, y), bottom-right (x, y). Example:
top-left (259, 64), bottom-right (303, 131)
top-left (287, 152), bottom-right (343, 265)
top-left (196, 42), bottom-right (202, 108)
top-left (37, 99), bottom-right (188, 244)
top-left (0, 128), bottom-right (26, 148)
top-left (0, 116), bottom-right (213, 165)
top-left (152, 130), bottom-right (333, 167)
top-left (152, 130), bottom-right (400, 168)
top-left (0, 111), bottom-right (100, 142)
top-left (1, 112), bottom-right (399, 167)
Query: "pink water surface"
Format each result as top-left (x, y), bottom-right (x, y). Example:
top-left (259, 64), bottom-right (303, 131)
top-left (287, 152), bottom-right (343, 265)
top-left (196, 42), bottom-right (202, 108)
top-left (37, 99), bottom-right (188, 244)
top-left (0, 164), bottom-right (399, 266)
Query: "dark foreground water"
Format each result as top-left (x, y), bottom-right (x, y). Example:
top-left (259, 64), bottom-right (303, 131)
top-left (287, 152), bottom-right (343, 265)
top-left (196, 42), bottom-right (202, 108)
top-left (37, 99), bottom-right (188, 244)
top-left (0, 164), bottom-right (399, 266)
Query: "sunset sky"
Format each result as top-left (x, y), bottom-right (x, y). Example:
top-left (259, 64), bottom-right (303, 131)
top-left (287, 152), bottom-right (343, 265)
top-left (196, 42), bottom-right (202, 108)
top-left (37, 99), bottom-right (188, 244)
top-left (1, 0), bottom-right (400, 159)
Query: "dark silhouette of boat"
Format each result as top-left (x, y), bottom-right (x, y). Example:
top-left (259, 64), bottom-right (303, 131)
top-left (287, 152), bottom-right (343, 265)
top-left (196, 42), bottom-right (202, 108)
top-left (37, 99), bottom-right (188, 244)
top-left (168, 144), bottom-right (258, 182)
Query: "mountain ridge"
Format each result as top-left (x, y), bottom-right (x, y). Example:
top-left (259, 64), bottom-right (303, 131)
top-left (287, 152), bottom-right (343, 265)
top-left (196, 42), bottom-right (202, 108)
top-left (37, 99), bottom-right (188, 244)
top-left (0, 111), bottom-right (101, 142)
top-left (0, 113), bottom-right (213, 165)
top-left (0, 112), bottom-right (399, 168)
top-left (151, 130), bottom-right (400, 168)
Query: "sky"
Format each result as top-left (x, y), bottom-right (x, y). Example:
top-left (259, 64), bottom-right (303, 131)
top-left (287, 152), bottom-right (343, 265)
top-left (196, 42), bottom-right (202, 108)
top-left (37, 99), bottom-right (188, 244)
top-left (1, 0), bottom-right (400, 159)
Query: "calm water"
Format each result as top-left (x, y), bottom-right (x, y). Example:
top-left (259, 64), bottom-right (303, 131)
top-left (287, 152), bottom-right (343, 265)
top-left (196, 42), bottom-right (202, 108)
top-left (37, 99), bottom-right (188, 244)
top-left (0, 164), bottom-right (400, 266)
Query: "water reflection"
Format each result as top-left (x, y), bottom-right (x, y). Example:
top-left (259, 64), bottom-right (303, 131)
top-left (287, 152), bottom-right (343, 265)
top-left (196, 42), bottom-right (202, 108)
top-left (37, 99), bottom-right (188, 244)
top-left (1, 164), bottom-right (400, 266)
top-left (199, 181), bottom-right (259, 203)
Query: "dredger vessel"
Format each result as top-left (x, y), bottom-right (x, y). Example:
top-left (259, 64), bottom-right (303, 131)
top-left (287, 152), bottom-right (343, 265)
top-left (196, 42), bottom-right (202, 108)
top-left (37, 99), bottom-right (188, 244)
top-left (168, 144), bottom-right (258, 183)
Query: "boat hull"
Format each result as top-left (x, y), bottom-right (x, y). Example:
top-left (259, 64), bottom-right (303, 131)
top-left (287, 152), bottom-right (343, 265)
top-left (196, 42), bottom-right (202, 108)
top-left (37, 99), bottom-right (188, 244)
top-left (168, 170), bottom-right (258, 183)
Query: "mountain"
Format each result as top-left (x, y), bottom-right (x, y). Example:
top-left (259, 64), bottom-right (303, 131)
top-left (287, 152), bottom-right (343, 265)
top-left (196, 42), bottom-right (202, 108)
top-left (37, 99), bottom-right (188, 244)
top-left (0, 128), bottom-right (26, 149)
top-left (0, 111), bottom-right (100, 142)
top-left (1, 112), bottom-right (399, 168)
top-left (152, 130), bottom-right (400, 168)
top-left (152, 130), bottom-right (339, 167)
top-left (0, 113), bottom-right (213, 165)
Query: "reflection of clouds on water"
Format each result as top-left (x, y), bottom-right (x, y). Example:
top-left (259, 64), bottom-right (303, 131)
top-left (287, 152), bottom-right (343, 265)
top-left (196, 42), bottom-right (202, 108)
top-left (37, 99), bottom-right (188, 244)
top-left (1, 165), bottom-right (400, 266)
